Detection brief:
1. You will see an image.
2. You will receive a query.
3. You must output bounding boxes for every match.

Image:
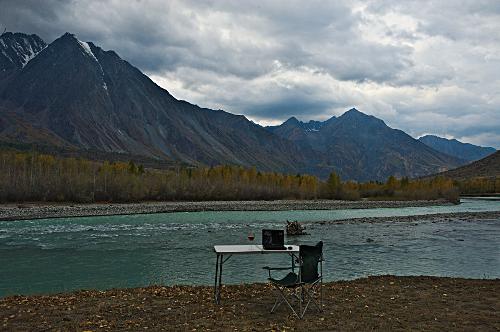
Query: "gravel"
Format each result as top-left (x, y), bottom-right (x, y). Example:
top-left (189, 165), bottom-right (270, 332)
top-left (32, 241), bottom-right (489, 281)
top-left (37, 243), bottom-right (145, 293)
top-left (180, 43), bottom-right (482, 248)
top-left (313, 211), bottom-right (500, 225)
top-left (0, 199), bottom-right (453, 221)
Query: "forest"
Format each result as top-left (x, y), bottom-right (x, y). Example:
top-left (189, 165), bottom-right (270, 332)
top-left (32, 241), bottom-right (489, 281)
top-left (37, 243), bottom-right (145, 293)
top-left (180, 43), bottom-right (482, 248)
top-left (1, 150), bottom-right (494, 203)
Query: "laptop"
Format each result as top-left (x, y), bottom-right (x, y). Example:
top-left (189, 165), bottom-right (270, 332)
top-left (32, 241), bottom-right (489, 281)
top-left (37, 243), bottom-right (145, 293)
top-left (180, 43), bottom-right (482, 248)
top-left (262, 229), bottom-right (286, 250)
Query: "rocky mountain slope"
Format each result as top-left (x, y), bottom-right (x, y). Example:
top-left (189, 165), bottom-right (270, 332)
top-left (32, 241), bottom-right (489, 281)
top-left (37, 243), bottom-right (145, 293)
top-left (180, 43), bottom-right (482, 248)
top-left (0, 32), bottom-right (313, 174)
top-left (0, 32), bottom-right (46, 81)
top-left (268, 109), bottom-right (464, 181)
top-left (419, 135), bottom-right (496, 162)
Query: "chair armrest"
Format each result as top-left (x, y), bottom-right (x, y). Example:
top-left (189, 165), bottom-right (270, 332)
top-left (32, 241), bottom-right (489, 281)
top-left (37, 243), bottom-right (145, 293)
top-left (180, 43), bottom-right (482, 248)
top-left (262, 266), bottom-right (293, 271)
top-left (263, 266), bottom-right (293, 279)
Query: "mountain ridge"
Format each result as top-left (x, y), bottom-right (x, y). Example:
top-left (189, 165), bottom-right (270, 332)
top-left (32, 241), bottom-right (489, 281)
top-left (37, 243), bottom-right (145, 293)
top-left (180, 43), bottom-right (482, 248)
top-left (0, 32), bottom-right (466, 181)
top-left (0, 32), bottom-right (46, 70)
top-left (419, 134), bottom-right (496, 162)
top-left (267, 108), bottom-right (464, 181)
top-left (0, 32), bottom-right (315, 174)
top-left (0, 32), bottom-right (46, 87)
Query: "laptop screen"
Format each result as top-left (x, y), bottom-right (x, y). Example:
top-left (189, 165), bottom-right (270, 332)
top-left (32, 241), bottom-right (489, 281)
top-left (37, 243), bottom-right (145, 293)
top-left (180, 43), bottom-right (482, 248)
top-left (262, 229), bottom-right (284, 249)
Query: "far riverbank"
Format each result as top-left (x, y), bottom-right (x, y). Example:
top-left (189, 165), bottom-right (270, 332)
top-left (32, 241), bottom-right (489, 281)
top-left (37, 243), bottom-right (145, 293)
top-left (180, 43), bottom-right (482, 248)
top-left (0, 199), bottom-right (453, 221)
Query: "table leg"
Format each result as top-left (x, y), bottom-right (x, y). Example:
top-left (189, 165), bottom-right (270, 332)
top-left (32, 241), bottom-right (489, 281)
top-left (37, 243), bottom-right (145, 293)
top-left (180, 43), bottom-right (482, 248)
top-left (214, 254), bottom-right (220, 303)
top-left (217, 254), bottom-right (223, 304)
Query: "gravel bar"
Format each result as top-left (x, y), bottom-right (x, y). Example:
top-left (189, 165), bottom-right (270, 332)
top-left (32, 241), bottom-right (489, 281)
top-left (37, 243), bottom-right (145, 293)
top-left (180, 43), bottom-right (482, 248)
top-left (0, 199), bottom-right (452, 221)
top-left (312, 211), bottom-right (500, 225)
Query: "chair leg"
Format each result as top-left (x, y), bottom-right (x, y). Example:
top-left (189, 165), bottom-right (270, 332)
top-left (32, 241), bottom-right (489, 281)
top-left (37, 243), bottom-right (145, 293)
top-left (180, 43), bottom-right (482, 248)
top-left (299, 286), bottom-right (303, 317)
top-left (269, 283), bottom-right (325, 319)
top-left (270, 286), bottom-right (301, 319)
top-left (280, 291), bottom-right (300, 319)
top-left (300, 282), bottom-right (323, 317)
top-left (300, 297), bottom-right (311, 319)
top-left (271, 290), bottom-right (283, 313)
top-left (320, 260), bottom-right (323, 309)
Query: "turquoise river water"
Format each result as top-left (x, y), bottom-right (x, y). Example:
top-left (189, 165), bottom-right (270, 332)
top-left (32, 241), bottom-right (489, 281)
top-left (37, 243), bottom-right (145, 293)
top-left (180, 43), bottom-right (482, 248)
top-left (0, 198), bottom-right (499, 297)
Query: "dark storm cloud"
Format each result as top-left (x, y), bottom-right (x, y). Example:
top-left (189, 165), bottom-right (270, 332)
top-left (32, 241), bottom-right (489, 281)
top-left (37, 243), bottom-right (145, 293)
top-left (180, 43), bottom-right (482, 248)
top-left (0, 0), bottom-right (66, 40)
top-left (0, 0), bottom-right (411, 80)
top-left (242, 97), bottom-right (343, 121)
top-left (0, 0), bottom-right (499, 147)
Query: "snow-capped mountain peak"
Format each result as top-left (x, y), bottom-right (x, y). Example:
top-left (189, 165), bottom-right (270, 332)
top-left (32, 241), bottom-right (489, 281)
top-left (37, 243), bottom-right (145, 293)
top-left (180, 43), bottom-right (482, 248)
top-left (0, 32), bottom-right (47, 71)
top-left (77, 39), bottom-right (99, 63)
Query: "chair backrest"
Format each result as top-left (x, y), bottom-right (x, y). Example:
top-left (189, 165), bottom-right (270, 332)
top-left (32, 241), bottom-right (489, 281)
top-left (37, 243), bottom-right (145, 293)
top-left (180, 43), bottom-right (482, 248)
top-left (299, 241), bottom-right (323, 283)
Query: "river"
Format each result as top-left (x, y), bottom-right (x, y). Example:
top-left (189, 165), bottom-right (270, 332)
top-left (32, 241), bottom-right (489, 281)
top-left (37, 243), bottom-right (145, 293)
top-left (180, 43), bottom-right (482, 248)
top-left (0, 198), bottom-right (499, 297)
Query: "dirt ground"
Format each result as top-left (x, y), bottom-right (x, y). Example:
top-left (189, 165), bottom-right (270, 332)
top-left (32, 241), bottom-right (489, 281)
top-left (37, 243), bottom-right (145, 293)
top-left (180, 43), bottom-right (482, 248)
top-left (1, 276), bottom-right (498, 331)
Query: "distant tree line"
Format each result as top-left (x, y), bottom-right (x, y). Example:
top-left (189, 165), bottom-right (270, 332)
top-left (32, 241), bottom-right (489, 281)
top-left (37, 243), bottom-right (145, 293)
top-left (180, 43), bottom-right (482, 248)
top-left (0, 150), bottom-right (318, 202)
top-left (456, 177), bottom-right (500, 195)
top-left (0, 150), bottom-right (483, 203)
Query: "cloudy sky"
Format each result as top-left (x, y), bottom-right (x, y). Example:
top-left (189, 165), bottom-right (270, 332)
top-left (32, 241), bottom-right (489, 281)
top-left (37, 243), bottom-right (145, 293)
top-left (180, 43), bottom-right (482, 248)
top-left (1, 0), bottom-right (499, 147)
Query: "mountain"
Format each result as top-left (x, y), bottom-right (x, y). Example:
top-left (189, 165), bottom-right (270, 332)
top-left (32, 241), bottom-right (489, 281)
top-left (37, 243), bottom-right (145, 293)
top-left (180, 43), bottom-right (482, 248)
top-left (0, 31), bottom-right (465, 181)
top-left (0, 32), bottom-right (314, 174)
top-left (0, 32), bottom-right (46, 82)
top-left (268, 109), bottom-right (464, 181)
top-left (419, 135), bottom-right (496, 162)
top-left (266, 116), bottom-right (336, 151)
top-left (431, 151), bottom-right (500, 180)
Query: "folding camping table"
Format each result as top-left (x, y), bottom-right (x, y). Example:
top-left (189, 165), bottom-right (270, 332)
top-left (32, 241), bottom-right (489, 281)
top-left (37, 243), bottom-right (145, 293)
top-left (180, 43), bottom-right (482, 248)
top-left (213, 244), bottom-right (300, 304)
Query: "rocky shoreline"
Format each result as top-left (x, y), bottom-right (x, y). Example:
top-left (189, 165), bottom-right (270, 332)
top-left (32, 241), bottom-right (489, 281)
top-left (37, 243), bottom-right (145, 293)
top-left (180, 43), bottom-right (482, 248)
top-left (0, 199), bottom-right (452, 221)
top-left (1, 276), bottom-right (498, 331)
top-left (313, 210), bottom-right (500, 225)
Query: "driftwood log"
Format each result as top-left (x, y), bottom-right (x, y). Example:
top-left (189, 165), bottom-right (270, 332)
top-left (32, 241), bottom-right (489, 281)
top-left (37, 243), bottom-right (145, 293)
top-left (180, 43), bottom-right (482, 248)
top-left (286, 220), bottom-right (308, 236)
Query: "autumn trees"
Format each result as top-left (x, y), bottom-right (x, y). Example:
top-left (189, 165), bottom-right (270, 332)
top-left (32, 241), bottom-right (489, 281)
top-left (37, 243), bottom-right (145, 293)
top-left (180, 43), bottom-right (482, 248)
top-left (456, 177), bottom-right (499, 195)
top-left (0, 151), bottom-right (321, 202)
top-left (319, 171), bottom-right (460, 202)
top-left (1, 150), bottom-right (493, 203)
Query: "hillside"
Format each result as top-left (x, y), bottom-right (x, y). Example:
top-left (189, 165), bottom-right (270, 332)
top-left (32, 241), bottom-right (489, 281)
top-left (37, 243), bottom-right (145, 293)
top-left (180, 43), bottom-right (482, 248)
top-left (419, 135), bottom-right (496, 162)
top-left (433, 151), bottom-right (500, 180)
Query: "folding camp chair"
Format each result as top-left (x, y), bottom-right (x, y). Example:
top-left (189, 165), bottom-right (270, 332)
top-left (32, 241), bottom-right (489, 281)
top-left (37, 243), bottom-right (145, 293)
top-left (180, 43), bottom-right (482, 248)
top-left (263, 241), bottom-right (323, 319)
